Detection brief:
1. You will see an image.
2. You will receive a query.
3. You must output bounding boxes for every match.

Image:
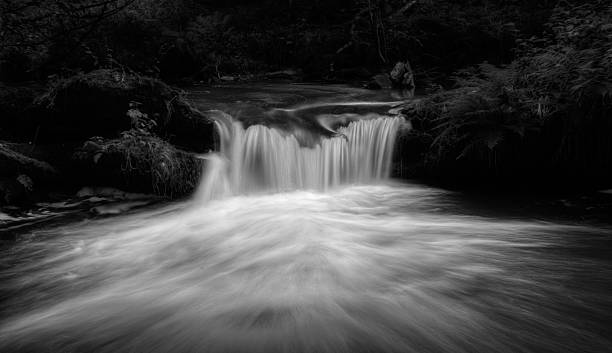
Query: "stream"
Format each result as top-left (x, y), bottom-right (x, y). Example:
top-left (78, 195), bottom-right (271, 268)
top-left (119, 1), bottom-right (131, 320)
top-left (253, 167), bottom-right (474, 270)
top-left (1, 84), bottom-right (611, 353)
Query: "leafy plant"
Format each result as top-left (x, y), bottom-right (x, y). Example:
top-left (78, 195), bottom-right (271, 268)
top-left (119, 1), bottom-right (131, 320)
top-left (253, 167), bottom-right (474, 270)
top-left (76, 130), bottom-right (203, 197)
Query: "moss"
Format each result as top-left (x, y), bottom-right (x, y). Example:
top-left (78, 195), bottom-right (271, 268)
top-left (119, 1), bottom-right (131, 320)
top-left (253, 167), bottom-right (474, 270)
top-left (33, 69), bottom-right (174, 140)
top-left (31, 69), bottom-right (214, 151)
top-left (73, 130), bottom-right (204, 198)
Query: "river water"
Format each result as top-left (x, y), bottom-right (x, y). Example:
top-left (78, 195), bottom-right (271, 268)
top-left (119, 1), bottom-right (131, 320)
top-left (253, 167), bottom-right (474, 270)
top-left (1, 84), bottom-right (611, 352)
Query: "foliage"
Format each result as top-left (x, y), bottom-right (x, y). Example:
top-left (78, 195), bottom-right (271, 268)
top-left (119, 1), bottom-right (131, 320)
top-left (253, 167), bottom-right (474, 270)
top-left (414, 0), bottom-right (612, 183)
top-left (335, 0), bottom-right (549, 81)
top-left (0, 0), bottom-right (559, 83)
top-left (422, 64), bottom-right (535, 161)
top-left (74, 130), bottom-right (203, 197)
top-left (516, 1), bottom-right (612, 116)
top-left (0, 0), bottom-right (138, 79)
top-left (30, 69), bottom-right (179, 141)
top-left (184, 12), bottom-right (260, 77)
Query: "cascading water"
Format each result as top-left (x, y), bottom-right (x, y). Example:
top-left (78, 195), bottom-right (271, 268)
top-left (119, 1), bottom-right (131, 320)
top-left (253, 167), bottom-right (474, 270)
top-left (1, 85), bottom-right (611, 353)
top-left (197, 112), bottom-right (404, 200)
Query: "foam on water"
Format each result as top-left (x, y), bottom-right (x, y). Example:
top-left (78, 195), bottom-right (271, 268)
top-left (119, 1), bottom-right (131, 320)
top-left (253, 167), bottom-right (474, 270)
top-left (1, 184), bottom-right (610, 352)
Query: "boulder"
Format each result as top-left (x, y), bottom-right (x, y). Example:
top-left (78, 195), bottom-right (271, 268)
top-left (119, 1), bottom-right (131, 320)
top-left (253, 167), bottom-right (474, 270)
top-left (390, 61), bottom-right (416, 95)
top-left (33, 69), bottom-right (215, 151)
top-left (72, 130), bottom-right (204, 198)
top-left (164, 96), bottom-right (217, 153)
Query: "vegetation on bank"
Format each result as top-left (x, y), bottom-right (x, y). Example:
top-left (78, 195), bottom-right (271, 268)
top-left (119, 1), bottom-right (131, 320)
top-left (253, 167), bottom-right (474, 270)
top-left (0, 69), bottom-right (213, 205)
top-left (74, 130), bottom-right (204, 198)
top-left (397, 1), bottom-right (612, 188)
top-left (1, 0), bottom-right (611, 205)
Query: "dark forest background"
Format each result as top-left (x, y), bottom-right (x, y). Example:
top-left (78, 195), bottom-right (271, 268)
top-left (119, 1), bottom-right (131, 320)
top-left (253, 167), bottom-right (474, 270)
top-left (1, 0), bottom-right (611, 205)
top-left (0, 0), bottom-right (562, 82)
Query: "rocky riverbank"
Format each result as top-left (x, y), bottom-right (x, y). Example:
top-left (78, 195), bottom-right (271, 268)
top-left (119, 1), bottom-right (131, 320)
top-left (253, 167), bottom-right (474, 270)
top-left (0, 69), bottom-right (215, 206)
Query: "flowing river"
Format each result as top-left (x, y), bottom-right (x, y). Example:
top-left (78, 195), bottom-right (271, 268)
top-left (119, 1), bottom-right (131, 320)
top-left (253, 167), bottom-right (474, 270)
top-left (1, 84), bottom-right (611, 352)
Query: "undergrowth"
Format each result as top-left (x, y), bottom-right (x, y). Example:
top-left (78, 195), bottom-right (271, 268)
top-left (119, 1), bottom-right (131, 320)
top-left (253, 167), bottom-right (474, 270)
top-left (76, 130), bottom-right (203, 197)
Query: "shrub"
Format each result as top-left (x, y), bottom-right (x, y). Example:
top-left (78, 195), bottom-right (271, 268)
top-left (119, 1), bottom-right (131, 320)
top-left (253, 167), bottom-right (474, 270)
top-left (409, 1), bottom-right (612, 185)
top-left (422, 64), bottom-right (536, 163)
top-left (74, 130), bottom-right (203, 197)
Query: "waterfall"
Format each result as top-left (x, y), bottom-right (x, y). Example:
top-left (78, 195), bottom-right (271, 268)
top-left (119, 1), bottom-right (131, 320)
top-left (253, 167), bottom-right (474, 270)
top-left (196, 112), bottom-right (404, 201)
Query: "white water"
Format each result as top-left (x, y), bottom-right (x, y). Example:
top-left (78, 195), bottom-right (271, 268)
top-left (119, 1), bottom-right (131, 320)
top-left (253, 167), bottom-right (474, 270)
top-left (1, 94), bottom-right (611, 352)
top-left (1, 185), bottom-right (610, 352)
top-left (197, 112), bottom-right (403, 199)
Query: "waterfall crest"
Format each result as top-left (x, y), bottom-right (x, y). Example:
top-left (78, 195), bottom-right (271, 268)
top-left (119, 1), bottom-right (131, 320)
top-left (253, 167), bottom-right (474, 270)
top-left (197, 113), bottom-right (404, 200)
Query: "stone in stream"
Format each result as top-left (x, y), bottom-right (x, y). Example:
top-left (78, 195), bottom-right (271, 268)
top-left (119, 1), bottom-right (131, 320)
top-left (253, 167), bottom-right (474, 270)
top-left (390, 60), bottom-right (415, 96)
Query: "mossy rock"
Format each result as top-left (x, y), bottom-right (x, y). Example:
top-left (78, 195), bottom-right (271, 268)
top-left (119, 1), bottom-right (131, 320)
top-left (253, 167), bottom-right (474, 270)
top-left (34, 69), bottom-right (172, 140)
top-left (73, 130), bottom-right (204, 198)
top-left (32, 69), bottom-right (215, 151)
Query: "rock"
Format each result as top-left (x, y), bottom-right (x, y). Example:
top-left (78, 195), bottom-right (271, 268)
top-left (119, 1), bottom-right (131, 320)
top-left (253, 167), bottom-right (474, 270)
top-left (73, 130), bottom-right (204, 197)
top-left (264, 69), bottom-right (302, 80)
top-left (76, 186), bottom-right (150, 200)
top-left (16, 174), bottom-right (33, 192)
top-left (163, 99), bottom-right (216, 153)
top-left (86, 196), bottom-right (112, 203)
top-left (33, 69), bottom-right (215, 151)
top-left (389, 62), bottom-right (407, 82)
top-left (91, 200), bottom-right (151, 215)
top-left (389, 61), bottom-right (416, 95)
top-left (0, 211), bottom-right (16, 222)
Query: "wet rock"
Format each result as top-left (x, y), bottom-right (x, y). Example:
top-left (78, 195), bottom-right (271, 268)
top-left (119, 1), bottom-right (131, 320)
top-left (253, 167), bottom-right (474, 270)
top-left (91, 200), bottom-right (152, 215)
top-left (16, 174), bottom-right (33, 192)
top-left (163, 99), bottom-right (217, 153)
top-left (0, 211), bottom-right (16, 222)
top-left (76, 186), bottom-right (150, 200)
top-left (264, 69), bottom-right (302, 80)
